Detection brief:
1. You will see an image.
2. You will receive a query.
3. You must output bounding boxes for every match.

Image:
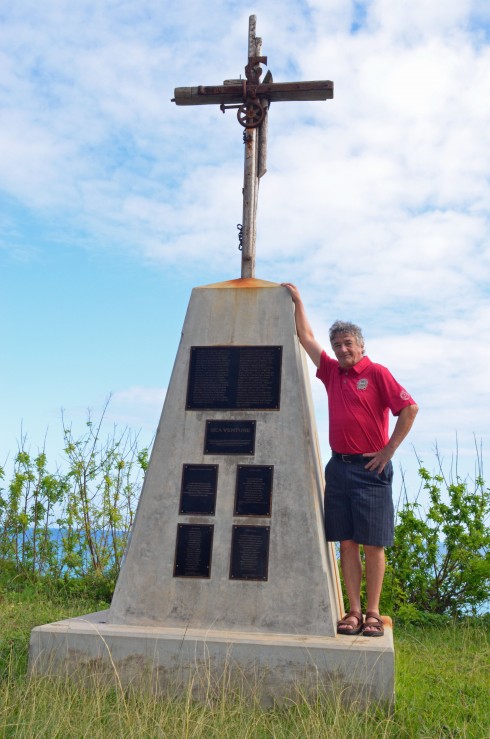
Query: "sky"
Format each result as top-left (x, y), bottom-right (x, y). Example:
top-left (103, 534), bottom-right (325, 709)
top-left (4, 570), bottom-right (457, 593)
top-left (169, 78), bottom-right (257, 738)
top-left (1, 0), bottom-right (489, 505)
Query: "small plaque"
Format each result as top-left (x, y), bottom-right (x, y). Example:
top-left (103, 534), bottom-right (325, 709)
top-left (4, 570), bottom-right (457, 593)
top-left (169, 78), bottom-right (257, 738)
top-left (230, 525), bottom-right (270, 581)
top-left (179, 465), bottom-right (218, 515)
top-left (235, 465), bottom-right (273, 517)
top-left (186, 346), bottom-right (282, 410)
top-left (204, 420), bottom-right (256, 455)
top-left (174, 524), bottom-right (214, 578)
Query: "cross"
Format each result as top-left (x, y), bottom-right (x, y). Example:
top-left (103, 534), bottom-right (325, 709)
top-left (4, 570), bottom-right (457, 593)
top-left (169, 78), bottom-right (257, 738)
top-left (172, 15), bottom-right (333, 278)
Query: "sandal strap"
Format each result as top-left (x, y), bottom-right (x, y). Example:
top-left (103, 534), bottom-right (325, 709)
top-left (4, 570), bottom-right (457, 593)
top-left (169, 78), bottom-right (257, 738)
top-left (364, 611), bottom-right (383, 629)
top-left (338, 610), bottom-right (363, 627)
top-left (365, 611), bottom-right (383, 624)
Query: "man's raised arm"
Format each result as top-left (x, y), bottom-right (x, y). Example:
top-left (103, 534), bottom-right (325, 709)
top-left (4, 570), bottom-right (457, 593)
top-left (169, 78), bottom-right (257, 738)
top-left (282, 283), bottom-right (323, 368)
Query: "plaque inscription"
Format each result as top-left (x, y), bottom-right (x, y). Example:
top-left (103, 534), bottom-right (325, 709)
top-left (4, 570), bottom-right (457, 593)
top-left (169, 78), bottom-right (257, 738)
top-left (235, 465), bottom-right (273, 517)
top-left (186, 346), bottom-right (282, 410)
top-left (204, 420), bottom-right (256, 455)
top-left (174, 524), bottom-right (214, 578)
top-left (230, 525), bottom-right (270, 581)
top-left (179, 464), bottom-right (218, 515)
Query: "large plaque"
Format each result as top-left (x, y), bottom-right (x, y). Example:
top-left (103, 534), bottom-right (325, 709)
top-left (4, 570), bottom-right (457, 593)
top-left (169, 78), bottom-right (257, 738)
top-left (186, 346), bottom-right (282, 410)
top-left (204, 420), bottom-right (255, 455)
top-left (230, 525), bottom-right (270, 581)
top-left (173, 524), bottom-right (214, 578)
top-left (235, 465), bottom-right (273, 517)
top-left (179, 464), bottom-right (218, 515)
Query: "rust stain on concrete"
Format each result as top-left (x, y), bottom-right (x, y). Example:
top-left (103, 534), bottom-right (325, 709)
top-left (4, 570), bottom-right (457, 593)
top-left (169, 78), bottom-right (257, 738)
top-left (199, 278), bottom-right (280, 289)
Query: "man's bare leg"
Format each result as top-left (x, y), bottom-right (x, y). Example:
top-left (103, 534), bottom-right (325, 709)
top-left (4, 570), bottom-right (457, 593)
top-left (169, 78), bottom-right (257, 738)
top-left (339, 539), bottom-right (362, 630)
top-left (363, 544), bottom-right (385, 633)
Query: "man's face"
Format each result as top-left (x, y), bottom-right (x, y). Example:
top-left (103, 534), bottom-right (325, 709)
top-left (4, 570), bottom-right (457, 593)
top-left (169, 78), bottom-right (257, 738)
top-left (331, 333), bottom-right (364, 369)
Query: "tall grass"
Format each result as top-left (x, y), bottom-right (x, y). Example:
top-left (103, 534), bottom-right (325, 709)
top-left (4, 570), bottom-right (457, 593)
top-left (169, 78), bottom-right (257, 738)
top-left (0, 589), bottom-right (489, 738)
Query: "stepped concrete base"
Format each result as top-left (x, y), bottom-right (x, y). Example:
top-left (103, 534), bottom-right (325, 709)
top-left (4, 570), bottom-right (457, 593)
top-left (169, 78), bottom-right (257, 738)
top-left (29, 610), bottom-right (394, 708)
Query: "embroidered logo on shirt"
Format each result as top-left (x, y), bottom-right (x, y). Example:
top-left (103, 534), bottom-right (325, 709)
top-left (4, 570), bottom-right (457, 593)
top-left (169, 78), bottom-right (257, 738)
top-left (357, 379), bottom-right (368, 390)
top-left (400, 390), bottom-right (410, 400)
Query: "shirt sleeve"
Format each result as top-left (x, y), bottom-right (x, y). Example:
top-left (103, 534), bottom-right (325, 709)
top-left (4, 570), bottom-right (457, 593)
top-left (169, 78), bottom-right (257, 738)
top-left (374, 364), bottom-right (416, 416)
top-left (315, 350), bottom-right (338, 387)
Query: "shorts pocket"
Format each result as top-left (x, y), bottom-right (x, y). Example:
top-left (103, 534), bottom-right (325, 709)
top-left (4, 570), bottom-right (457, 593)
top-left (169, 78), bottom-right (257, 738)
top-left (379, 461), bottom-right (393, 483)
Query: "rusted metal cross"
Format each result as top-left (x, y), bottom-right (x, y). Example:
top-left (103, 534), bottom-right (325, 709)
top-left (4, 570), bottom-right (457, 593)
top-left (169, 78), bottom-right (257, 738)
top-left (172, 15), bottom-right (333, 278)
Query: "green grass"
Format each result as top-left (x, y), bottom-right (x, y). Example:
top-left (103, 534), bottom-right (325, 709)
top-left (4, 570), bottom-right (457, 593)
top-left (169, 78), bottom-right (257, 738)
top-left (0, 584), bottom-right (488, 738)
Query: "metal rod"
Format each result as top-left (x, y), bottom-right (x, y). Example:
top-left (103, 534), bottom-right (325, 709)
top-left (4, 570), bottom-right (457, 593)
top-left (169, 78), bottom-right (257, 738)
top-left (241, 128), bottom-right (258, 278)
top-left (241, 15), bottom-right (260, 279)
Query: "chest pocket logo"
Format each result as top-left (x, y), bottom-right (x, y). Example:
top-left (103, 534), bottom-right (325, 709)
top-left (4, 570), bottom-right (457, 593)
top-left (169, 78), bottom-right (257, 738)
top-left (357, 378), bottom-right (368, 391)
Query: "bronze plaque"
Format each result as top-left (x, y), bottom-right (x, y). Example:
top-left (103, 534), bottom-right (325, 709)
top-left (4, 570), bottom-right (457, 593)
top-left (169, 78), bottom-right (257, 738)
top-left (230, 525), bottom-right (270, 581)
top-left (179, 464), bottom-right (218, 515)
top-left (204, 420), bottom-right (255, 455)
top-left (173, 524), bottom-right (214, 578)
top-left (235, 465), bottom-right (273, 517)
top-left (186, 346), bottom-right (282, 410)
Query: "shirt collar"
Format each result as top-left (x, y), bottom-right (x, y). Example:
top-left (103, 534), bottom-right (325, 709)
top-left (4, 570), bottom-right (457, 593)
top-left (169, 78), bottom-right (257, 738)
top-left (337, 355), bottom-right (371, 375)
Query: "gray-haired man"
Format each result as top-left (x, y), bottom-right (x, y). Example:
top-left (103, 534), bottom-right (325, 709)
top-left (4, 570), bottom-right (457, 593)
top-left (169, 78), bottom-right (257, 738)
top-left (283, 283), bottom-right (418, 636)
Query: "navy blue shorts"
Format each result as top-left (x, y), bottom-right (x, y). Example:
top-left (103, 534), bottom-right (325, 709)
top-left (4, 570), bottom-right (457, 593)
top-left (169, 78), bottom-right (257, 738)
top-left (324, 456), bottom-right (394, 546)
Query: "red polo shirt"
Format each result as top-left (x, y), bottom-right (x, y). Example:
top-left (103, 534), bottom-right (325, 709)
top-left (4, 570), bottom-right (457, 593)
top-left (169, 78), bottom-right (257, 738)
top-left (316, 351), bottom-right (416, 455)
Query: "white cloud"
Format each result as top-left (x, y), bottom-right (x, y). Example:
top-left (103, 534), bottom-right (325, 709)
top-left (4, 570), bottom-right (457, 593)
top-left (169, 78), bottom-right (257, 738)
top-left (1, 1), bottom-right (489, 490)
top-left (108, 387), bottom-right (166, 431)
top-left (368, 0), bottom-right (473, 40)
top-left (112, 386), bottom-right (166, 406)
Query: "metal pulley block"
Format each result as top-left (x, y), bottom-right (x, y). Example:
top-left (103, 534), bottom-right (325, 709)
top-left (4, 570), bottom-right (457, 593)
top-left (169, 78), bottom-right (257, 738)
top-left (237, 100), bottom-right (265, 128)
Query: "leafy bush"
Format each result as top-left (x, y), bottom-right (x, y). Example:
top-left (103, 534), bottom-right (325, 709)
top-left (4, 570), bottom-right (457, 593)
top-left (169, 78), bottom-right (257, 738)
top-left (60, 406), bottom-right (148, 576)
top-left (0, 446), bottom-right (68, 575)
top-left (384, 446), bottom-right (490, 618)
top-left (0, 403), bottom-right (148, 587)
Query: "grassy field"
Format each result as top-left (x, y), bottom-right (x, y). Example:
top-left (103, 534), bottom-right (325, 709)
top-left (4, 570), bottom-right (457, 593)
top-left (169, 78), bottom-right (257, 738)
top-left (0, 586), bottom-right (488, 738)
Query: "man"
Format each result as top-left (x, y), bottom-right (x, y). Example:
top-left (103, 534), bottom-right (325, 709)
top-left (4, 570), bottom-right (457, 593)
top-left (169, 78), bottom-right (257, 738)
top-left (282, 283), bottom-right (418, 636)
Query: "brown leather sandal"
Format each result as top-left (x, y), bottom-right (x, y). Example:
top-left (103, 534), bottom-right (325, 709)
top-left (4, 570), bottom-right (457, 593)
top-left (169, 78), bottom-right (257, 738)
top-left (337, 610), bottom-right (363, 636)
top-left (362, 611), bottom-right (384, 637)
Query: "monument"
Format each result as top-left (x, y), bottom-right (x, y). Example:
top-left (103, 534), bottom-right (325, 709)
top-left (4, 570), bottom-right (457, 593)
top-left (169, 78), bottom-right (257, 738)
top-left (29, 16), bottom-right (394, 706)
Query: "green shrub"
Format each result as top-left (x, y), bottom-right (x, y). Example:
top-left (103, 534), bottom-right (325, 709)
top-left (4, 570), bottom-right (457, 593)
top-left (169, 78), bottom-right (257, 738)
top-left (384, 446), bottom-right (490, 618)
top-left (0, 402), bottom-right (148, 589)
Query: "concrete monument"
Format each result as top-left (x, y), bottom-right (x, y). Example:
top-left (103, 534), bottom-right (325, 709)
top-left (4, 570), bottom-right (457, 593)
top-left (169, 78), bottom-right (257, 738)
top-left (29, 16), bottom-right (394, 706)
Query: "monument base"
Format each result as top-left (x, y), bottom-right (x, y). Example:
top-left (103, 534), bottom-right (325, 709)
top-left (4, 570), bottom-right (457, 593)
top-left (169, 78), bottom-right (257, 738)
top-left (29, 611), bottom-right (394, 708)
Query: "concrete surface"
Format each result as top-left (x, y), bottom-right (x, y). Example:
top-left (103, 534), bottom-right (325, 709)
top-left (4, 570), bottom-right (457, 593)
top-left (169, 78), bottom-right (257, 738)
top-left (29, 610), bottom-right (395, 707)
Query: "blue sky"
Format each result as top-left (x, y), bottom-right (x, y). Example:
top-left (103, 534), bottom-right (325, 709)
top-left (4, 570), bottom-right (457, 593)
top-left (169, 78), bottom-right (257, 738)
top-left (1, 0), bottom-right (490, 501)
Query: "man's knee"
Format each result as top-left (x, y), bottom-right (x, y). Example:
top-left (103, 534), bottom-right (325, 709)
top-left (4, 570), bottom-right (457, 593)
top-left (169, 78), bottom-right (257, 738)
top-left (340, 539), bottom-right (360, 555)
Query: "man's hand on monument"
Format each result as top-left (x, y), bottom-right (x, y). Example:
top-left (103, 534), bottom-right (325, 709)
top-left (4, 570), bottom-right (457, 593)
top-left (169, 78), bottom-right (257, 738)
top-left (281, 282), bottom-right (301, 303)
